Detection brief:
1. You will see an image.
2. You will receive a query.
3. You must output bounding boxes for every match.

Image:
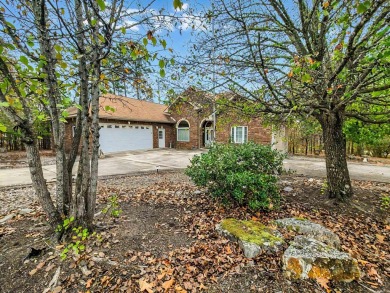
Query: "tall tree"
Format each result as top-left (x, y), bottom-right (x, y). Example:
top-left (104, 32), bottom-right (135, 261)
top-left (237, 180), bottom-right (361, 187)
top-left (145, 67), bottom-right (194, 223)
top-left (0, 0), bottom-right (173, 236)
top-left (188, 0), bottom-right (390, 200)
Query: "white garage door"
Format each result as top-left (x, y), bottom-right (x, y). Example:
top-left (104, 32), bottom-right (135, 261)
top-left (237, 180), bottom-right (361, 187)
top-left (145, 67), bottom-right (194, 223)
top-left (99, 123), bottom-right (153, 153)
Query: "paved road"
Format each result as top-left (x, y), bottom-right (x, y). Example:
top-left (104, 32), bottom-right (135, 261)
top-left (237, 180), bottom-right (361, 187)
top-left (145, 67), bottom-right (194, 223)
top-left (284, 156), bottom-right (390, 183)
top-left (0, 150), bottom-right (389, 187)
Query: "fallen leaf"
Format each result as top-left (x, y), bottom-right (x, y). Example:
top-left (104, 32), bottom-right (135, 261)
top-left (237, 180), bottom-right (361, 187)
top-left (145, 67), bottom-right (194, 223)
top-left (100, 275), bottom-right (110, 286)
top-left (316, 277), bottom-right (330, 293)
top-left (175, 285), bottom-right (187, 293)
top-left (52, 286), bottom-right (62, 293)
top-left (375, 234), bottom-right (385, 243)
top-left (162, 278), bottom-right (174, 290)
top-left (358, 259), bottom-right (369, 265)
top-left (139, 279), bottom-right (154, 293)
top-left (86, 278), bottom-right (93, 289)
top-left (225, 245), bottom-right (232, 254)
top-left (183, 281), bottom-right (193, 290)
top-left (29, 268), bottom-right (37, 276)
top-left (36, 261), bottom-right (45, 269)
top-left (45, 263), bottom-right (55, 272)
top-left (368, 266), bottom-right (378, 277)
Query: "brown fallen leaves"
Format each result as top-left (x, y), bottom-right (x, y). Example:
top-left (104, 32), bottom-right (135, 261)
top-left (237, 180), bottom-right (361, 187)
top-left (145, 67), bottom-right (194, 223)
top-left (16, 173), bottom-right (390, 292)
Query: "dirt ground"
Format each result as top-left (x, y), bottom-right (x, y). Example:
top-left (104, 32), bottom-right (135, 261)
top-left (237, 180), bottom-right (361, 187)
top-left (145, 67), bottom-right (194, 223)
top-left (0, 150), bottom-right (56, 169)
top-left (0, 171), bottom-right (389, 293)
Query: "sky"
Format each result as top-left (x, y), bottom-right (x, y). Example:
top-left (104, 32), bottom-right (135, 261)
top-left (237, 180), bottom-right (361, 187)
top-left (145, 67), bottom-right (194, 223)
top-left (0, 0), bottom-right (212, 102)
top-left (117, 0), bottom-right (213, 102)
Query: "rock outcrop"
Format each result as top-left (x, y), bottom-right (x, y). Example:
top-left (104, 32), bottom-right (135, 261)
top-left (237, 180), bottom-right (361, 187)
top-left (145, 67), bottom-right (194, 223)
top-left (216, 218), bottom-right (284, 258)
top-left (275, 218), bottom-right (340, 248)
top-left (283, 236), bottom-right (360, 282)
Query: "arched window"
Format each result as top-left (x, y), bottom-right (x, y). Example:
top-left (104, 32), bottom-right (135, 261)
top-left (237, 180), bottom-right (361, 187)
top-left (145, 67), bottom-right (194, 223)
top-left (177, 120), bottom-right (190, 142)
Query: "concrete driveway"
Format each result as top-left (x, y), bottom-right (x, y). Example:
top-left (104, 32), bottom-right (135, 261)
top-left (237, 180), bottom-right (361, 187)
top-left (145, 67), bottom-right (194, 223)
top-left (284, 156), bottom-right (390, 183)
top-left (0, 149), bottom-right (389, 187)
top-left (0, 149), bottom-right (204, 187)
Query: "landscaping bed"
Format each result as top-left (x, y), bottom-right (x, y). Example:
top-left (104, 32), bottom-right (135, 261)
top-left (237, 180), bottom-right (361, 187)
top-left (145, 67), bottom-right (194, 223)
top-left (0, 171), bottom-right (389, 292)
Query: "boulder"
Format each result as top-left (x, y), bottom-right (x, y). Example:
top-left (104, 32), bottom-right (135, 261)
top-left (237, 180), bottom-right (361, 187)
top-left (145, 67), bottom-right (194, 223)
top-left (275, 218), bottom-right (340, 248)
top-left (216, 218), bottom-right (284, 258)
top-left (283, 236), bottom-right (360, 282)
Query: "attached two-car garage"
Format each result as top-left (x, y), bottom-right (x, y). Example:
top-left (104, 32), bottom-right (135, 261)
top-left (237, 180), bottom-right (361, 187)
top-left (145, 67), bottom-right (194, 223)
top-left (99, 123), bottom-right (153, 154)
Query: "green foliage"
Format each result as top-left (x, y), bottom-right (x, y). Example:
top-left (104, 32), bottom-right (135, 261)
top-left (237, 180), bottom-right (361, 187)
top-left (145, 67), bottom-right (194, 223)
top-left (344, 119), bottom-right (390, 157)
top-left (173, 0), bottom-right (183, 10)
top-left (0, 122), bottom-right (6, 132)
top-left (102, 195), bottom-right (122, 219)
top-left (56, 217), bottom-right (99, 260)
top-left (380, 194), bottom-right (390, 211)
top-left (320, 180), bottom-right (328, 195)
top-left (185, 143), bottom-right (284, 210)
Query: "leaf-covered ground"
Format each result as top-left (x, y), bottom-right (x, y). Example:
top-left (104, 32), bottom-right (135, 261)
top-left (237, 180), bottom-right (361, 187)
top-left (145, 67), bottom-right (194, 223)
top-left (0, 171), bottom-right (389, 292)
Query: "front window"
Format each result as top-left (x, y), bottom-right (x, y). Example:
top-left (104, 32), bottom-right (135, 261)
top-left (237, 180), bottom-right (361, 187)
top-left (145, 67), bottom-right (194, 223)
top-left (231, 126), bottom-right (248, 143)
top-left (177, 120), bottom-right (190, 142)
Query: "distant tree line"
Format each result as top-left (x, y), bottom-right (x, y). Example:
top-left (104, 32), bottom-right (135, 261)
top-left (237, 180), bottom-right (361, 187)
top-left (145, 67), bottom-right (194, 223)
top-left (288, 119), bottom-right (390, 158)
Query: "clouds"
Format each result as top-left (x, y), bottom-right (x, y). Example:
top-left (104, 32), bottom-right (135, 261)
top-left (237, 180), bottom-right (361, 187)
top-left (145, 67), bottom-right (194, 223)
top-left (175, 2), bottom-right (189, 11)
top-left (122, 19), bottom-right (140, 31)
top-left (115, 2), bottom-right (207, 37)
top-left (178, 12), bottom-right (204, 31)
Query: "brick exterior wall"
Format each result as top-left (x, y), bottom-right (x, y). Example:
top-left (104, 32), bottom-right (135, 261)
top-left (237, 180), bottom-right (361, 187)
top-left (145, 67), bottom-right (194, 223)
top-left (216, 116), bottom-right (271, 145)
top-left (169, 100), bottom-right (271, 149)
top-left (169, 101), bottom-right (212, 149)
top-left (64, 118), bottom-right (174, 152)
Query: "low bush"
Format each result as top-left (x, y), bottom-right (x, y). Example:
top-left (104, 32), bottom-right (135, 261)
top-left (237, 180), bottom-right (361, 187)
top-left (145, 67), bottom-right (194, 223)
top-left (185, 142), bottom-right (284, 210)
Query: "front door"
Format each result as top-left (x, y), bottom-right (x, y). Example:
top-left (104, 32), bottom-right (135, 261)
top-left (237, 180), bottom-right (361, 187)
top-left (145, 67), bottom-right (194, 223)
top-left (204, 127), bottom-right (214, 147)
top-left (158, 129), bottom-right (165, 148)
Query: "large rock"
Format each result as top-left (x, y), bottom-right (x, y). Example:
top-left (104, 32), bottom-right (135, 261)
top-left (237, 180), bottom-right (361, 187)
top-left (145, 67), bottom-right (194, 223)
top-left (216, 218), bottom-right (284, 258)
top-left (275, 218), bottom-right (340, 248)
top-left (283, 236), bottom-right (360, 282)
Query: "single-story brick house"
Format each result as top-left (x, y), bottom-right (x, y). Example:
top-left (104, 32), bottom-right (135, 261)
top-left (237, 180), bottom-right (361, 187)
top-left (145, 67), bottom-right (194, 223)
top-left (65, 89), bottom-right (287, 153)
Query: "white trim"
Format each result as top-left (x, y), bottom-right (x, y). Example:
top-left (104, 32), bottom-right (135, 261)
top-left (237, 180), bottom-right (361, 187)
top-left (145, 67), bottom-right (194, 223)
top-left (176, 119), bottom-right (190, 142)
top-left (176, 118), bottom-right (190, 128)
top-left (158, 128), bottom-right (165, 148)
top-left (231, 126), bottom-right (248, 144)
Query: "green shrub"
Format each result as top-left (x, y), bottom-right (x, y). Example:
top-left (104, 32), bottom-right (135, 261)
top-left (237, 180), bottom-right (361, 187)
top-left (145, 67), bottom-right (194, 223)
top-left (185, 142), bottom-right (284, 210)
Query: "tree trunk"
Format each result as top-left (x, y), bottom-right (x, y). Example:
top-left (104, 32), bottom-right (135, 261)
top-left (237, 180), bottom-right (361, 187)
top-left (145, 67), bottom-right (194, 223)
top-left (87, 22), bottom-right (101, 228)
top-left (25, 139), bottom-right (61, 229)
top-left (305, 138), bottom-right (308, 155)
top-left (318, 111), bottom-right (353, 200)
top-left (357, 144), bottom-right (364, 156)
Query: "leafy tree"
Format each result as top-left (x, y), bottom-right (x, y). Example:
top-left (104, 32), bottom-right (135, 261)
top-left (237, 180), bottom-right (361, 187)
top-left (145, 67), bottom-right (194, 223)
top-left (103, 42), bottom-right (153, 100)
top-left (0, 0), bottom-right (174, 237)
top-left (344, 119), bottom-right (390, 157)
top-left (188, 0), bottom-right (390, 200)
